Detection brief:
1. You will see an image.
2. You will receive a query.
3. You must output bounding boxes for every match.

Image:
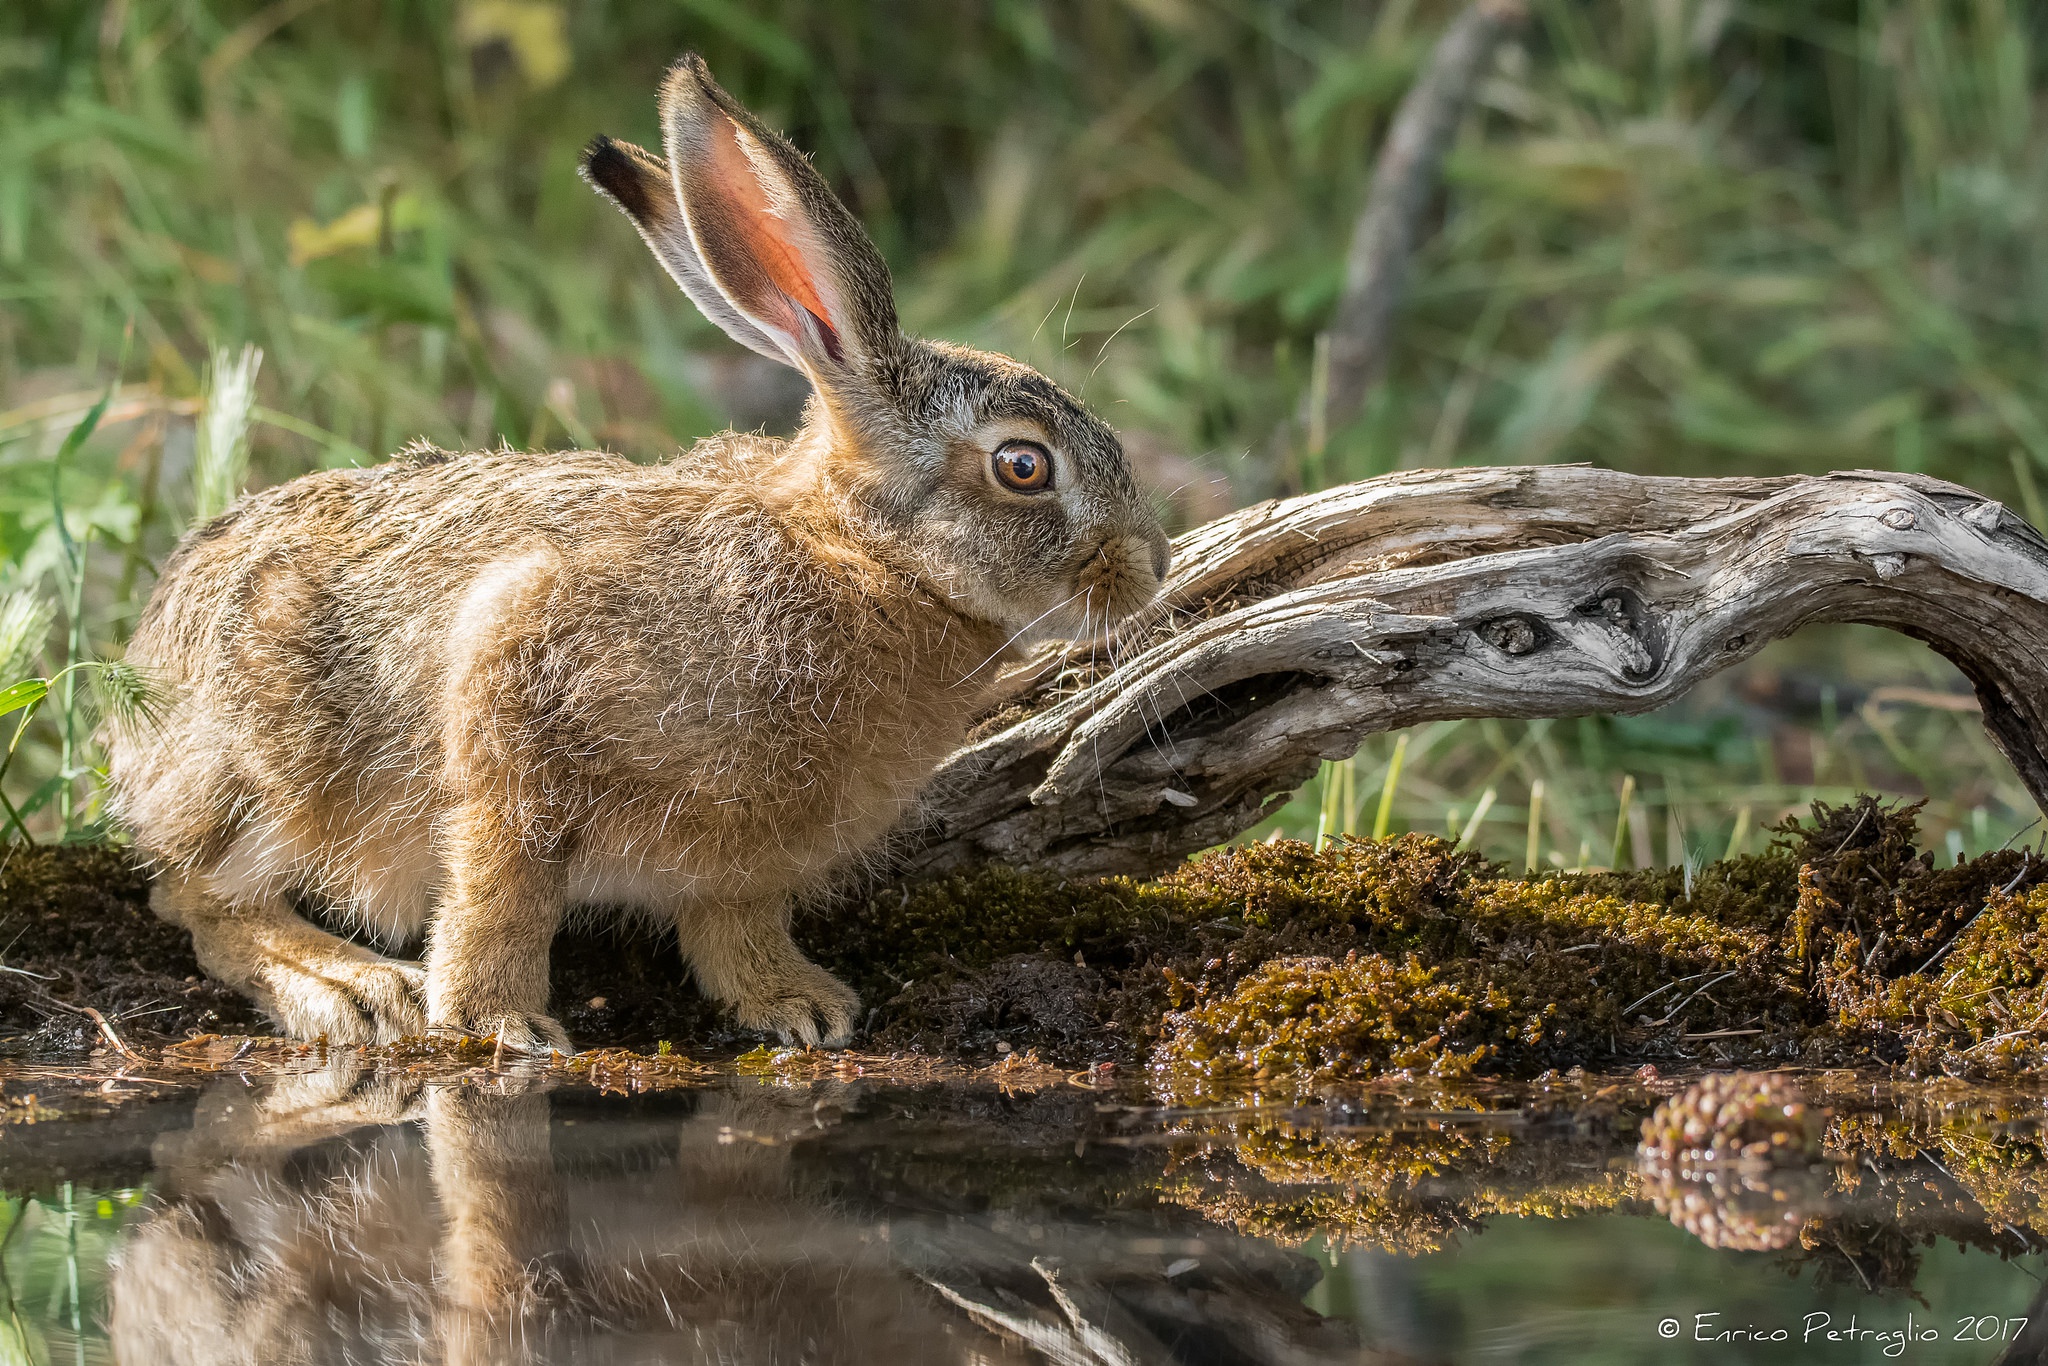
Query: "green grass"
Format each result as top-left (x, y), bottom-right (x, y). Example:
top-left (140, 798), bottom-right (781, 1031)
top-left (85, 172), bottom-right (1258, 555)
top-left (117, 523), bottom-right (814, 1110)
top-left (1257, 622), bottom-right (2041, 869)
top-left (1, 0), bottom-right (2045, 845)
top-left (1, 1183), bottom-right (142, 1365)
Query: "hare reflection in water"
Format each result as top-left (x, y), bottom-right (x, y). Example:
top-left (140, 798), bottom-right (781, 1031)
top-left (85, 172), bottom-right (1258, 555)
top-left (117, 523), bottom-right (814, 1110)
top-left (107, 1068), bottom-right (1368, 1365)
top-left (110, 1067), bottom-right (1020, 1364)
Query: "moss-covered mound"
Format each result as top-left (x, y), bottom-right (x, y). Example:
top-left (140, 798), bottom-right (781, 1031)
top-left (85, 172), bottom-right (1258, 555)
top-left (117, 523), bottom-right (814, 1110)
top-left (3, 797), bottom-right (2044, 1085)
top-left (816, 796), bottom-right (2047, 1090)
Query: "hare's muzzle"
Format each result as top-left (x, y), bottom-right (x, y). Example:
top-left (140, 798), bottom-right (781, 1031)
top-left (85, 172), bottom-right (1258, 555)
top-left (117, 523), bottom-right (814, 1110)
top-left (1072, 528), bottom-right (1170, 631)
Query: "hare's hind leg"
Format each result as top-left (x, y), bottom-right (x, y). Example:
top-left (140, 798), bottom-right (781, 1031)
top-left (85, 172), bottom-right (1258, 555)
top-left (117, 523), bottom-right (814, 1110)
top-left (679, 901), bottom-right (859, 1048)
top-left (154, 871), bottom-right (427, 1044)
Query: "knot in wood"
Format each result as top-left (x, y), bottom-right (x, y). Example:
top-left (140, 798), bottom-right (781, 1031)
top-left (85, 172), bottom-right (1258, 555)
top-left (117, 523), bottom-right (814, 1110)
top-left (1880, 507), bottom-right (1917, 531)
top-left (1575, 585), bottom-right (1661, 682)
top-left (1480, 615), bottom-right (1546, 656)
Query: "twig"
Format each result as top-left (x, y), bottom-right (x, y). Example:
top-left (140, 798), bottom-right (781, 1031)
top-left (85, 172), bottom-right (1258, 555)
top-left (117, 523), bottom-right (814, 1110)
top-left (63, 1000), bottom-right (148, 1062)
top-left (1318, 0), bottom-right (1528, 432)
top-left (16, 977), bottom-right (150, 1061)
top-left (1834, 1239), bottom-right (1877, 1295)
top-left (1960, 1005), bottom-right (2048, 1056)
top-left (1829, 804), bottom-right (1873, 856)
top-left (1918, 851), bottom-right (2034, 976)
top-left (1649, 970), bottom-right (1740, 1027)
top-left (1622, 968), bottom-right (1723, 1017)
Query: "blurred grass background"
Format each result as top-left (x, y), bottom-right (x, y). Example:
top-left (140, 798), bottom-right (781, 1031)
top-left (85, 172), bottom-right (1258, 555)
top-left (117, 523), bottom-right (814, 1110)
top-left (0, 0), bottom-right (2043, 865)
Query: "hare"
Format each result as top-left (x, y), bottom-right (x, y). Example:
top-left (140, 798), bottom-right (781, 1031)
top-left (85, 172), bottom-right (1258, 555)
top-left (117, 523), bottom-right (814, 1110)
top-left (103, 55), bottom-right (1168, 1054)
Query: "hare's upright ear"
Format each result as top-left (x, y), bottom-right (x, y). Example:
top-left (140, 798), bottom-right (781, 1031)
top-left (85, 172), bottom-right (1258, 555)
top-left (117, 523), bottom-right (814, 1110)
top-left (580, 54), bottom-right (898, 382)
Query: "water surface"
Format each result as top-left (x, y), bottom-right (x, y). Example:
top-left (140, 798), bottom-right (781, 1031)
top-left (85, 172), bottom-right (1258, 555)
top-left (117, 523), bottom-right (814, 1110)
top-left (4, 1061), bottom-right (2047, 1364)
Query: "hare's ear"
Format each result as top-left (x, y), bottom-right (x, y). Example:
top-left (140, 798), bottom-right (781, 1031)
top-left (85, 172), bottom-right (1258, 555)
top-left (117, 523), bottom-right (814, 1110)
top-left (581, 133), bottom-right (788, 365)
top-left (581, 55), bottom-right (898, 381)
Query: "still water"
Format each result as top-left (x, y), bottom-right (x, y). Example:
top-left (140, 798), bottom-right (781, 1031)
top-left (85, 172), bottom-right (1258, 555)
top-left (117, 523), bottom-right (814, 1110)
top-left (4, 1061), bottom-right (2047, 1364)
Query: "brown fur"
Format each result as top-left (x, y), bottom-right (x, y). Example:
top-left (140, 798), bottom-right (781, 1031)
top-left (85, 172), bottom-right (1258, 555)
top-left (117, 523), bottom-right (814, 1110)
top-left (108, 1071), bottom-right (1011, 1365)
top-left (104, 56), bottom-right (1167, 1051)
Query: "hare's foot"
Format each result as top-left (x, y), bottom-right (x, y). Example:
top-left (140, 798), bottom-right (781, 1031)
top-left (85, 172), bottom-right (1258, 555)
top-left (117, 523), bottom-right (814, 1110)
top-left (684, 904), bottom-right (859, 1048)
top-left (155, 877), bottom-right (428, 1044)
top-left (428, 1008), bottom-right (572, 1057)
top-left (733, 961), bottom-right (860, 1049)
top-left (264, 953), bottom-right (428, 1045)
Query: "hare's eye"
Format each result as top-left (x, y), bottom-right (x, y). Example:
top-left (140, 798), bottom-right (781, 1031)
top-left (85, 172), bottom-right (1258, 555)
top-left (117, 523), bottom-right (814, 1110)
top-left (992, 440), bottom-right (1053, 493)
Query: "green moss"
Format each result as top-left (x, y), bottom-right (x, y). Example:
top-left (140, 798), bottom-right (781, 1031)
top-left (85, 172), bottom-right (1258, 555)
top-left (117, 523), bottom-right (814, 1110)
top-left (1153, 952), bottom-right (1521, 1088)
top-left (1464, 879), bottom-right (1768, 964)
top-left (1834, 886), bottom-right (2048, 1074)
top-left (1153, 834), bottom-right (1484, 937)
top-left (1152, 1071), bottom-right (2048, 1267)
top-left (819, 798), bottom-right (2047, 1087)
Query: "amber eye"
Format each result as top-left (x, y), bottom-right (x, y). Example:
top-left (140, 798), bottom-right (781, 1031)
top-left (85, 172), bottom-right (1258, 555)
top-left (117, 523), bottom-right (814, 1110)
top-left (992, 440), bottom-right (1053, 492)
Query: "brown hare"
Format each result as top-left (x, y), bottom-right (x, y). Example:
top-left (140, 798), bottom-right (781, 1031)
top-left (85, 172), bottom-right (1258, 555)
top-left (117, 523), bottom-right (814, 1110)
top-left (104, 55), bottom-right (1168, 1053)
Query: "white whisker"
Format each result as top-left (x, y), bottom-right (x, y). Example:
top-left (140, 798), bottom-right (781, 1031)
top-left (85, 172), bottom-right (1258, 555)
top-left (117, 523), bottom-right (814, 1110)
top-left (963, 587), bottom-right (1088, 683)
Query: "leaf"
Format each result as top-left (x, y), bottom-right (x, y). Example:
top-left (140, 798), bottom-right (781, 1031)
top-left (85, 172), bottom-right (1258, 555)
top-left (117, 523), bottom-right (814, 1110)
top-left (455, 1), bottom-right (572, 88)
top-left (17, 772), bottom-right (66, 818)
top-left (286, 195), bottom-right (425, 268)
top-left (50, 377), bottom-right (115, 577)
top-left (288, 203), bottom-right (382, 267)
top-left (0, 678), bottom-right (46, 719)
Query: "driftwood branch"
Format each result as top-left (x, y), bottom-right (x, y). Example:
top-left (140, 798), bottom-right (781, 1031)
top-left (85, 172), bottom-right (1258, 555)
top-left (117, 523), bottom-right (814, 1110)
top-left (1318, 0), bottom-right (1528, 432)
top-left (895, 466), bottom-right (2048, 881)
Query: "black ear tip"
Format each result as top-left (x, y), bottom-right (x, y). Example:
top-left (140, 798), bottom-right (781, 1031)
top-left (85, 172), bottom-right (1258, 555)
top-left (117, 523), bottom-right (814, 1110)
top-left (580, 135), bottom-right (656, 220)
top-left (579, 133), bottom-right (618, 172)
top-left (665, 52), bottom-right (711, 97)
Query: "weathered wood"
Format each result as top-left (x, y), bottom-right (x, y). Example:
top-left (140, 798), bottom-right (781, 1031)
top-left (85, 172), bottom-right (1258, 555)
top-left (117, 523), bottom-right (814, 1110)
top-left (893, 466), bottom-right (2048, 880)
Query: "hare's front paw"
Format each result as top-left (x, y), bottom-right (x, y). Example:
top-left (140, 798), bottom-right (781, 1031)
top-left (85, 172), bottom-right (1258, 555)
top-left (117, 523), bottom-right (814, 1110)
top-left (734, 964), bottom-right (859, 1049)
top-left (261, 955), bottom-right (427, 1045)
top-left (430, 1009), bottom-right (573, 1057)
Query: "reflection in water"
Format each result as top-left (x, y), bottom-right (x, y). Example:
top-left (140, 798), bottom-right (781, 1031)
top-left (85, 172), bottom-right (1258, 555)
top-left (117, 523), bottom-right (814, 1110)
top-left (1636, 1072), bottom-right (1829, 1250)
top-left (9, 1064), bottom-right (2048, 1362)
top-left (101, 1062), bottom-right (1362, 1365)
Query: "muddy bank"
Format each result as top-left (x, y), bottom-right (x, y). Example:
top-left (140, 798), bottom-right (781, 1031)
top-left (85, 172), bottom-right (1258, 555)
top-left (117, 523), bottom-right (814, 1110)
top-left (3, 798), bottom-right (2045, 1085)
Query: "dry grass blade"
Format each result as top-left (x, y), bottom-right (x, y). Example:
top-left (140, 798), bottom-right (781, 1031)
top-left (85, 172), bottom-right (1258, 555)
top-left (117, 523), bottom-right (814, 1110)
top-left (191, 344), bottom-right (263, 526)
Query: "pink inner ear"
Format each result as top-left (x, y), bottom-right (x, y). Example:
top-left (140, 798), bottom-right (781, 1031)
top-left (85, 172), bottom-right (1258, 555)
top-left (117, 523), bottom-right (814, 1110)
top-left (705, 118), bottom-right (843, 361)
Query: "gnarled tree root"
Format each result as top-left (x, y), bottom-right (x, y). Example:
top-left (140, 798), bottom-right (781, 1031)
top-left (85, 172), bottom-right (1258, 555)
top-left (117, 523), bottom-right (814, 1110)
top-left (898, 466), bottom-right (2048, 880)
